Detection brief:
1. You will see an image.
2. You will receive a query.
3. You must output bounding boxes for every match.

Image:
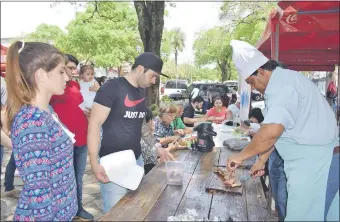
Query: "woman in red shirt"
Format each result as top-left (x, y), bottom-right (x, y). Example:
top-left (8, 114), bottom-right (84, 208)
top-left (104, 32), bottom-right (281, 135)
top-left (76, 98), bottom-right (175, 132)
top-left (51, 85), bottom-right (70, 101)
top-left (206, 97), bottom-right (232, 124)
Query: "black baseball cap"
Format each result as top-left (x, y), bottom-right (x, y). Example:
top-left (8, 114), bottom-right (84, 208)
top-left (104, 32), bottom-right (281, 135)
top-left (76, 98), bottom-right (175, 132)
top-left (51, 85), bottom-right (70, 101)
top-left (133, 52), bottom-right (169, 78)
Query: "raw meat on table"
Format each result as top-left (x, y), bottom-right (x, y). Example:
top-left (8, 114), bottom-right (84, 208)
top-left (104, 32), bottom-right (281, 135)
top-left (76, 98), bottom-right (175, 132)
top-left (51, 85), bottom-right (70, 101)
top-left (213, 167), bottom-right (241, 188)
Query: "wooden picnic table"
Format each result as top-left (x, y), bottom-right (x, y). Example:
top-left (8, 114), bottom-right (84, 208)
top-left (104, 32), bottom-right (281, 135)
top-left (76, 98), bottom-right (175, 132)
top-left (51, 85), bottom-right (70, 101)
top-left (100, 125), bottom-right (273, 221)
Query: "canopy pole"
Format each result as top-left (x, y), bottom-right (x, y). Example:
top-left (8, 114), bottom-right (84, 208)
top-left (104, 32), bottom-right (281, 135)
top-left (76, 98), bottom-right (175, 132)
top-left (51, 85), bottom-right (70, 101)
top-left (337, 65), bottom-right (340, 125)
top-left (297, 9), bottom-right (340, 15)
top-left (270, 21), bottom-right (280, 61)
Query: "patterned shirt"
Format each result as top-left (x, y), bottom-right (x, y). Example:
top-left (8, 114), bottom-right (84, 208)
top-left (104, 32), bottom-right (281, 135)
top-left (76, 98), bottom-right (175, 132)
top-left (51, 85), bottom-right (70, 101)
top-left (11, 105), bottom-right (78, 221)
top-left (154, 116), bottom-right (174, 139)
top-left (140, 120), bottom-right (158, 165)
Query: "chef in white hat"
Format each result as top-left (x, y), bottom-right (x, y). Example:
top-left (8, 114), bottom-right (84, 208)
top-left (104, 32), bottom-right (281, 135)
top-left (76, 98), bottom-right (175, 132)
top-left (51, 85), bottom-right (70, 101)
top-left (226, 40), bottom-right (339, 221)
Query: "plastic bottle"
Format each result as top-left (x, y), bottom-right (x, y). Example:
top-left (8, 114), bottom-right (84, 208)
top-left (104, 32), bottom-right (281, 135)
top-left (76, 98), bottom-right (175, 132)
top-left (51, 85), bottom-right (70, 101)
top-left (233, 114), bottom-right (240, 127)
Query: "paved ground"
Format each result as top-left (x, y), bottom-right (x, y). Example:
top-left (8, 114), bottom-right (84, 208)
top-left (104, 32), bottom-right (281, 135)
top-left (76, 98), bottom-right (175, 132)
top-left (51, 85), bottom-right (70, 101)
top-left (0, 148), bottom-right (104, 221)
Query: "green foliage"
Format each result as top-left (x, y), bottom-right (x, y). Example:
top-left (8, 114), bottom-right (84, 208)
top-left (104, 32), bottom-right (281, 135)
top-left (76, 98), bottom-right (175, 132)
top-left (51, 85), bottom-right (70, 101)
top-left (161, 28), bottom-right (185, 65)
top-left (161, 29), bottom-right (172, 62)
top-left (193, 27), bottom-right (229, 67)
top-left (26, 2), bottom-right (141, 68)
top-left (25, 24), bottom-right (67, 43)
top-left (192, 2), bottom-right (276, 81)
top-left (168, 28), bottom-right (185, 53)
top-left (150, 103), bottom-right (159, 117)
top-left (160, 95), bottom-right (174, 103)
top-left (161, 59), bottom-right (220, 82)
top-left (222, 2), bottom-right (275, 45)
top-left (193, 27), bottom-right (232, 81)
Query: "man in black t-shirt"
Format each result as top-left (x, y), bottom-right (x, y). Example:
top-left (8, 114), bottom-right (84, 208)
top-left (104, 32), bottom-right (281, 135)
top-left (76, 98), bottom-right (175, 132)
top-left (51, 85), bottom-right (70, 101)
top-left (87, 52), bottom-right (174, 213)
top-left (182, 96), bottom-right (208, 127)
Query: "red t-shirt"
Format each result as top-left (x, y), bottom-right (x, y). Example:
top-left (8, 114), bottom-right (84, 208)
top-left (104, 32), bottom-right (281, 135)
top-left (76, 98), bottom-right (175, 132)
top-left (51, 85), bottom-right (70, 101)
top-left (50, 80), bottom-right (88, 147)
top-left (207, 106), bottom-right (227, 124)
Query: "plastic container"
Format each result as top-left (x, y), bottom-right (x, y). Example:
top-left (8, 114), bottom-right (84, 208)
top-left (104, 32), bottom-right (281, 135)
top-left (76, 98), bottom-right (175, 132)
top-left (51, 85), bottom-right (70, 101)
top-left (165, 161), bottom-right (186, 185)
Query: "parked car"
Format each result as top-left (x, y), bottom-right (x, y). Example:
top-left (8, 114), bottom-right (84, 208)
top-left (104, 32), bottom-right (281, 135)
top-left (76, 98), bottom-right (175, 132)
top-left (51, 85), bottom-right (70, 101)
top-left (182, 83), bottom-right (231, 107)
top-left (224, 80), bottom-right (238, 91)
top-left (251, 89), bottom-right (264, 101)
top-left (160, 79), bottom-right (188, 100)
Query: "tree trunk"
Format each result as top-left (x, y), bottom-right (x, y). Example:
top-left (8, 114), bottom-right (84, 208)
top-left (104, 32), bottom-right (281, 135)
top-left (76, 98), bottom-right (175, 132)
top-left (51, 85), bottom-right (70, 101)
top-left (134, 1), bottom-right (165, 107)
top-left (218, 60), bottom-right (228, 82)
top-left (175, 49), bottom-right (178, 67)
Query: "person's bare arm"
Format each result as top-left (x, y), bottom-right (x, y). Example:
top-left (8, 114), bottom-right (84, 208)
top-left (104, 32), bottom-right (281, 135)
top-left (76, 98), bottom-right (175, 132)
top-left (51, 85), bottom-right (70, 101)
top-left (159, 136), bottom-right (180, 145)
top-left (226, 124), bottom-right (284, 171)
top-left (89, 80), bottom-right (101, 92)
top-left (1, 130), bottom-right (12, 148)
top-left (249, 146), bottom-right (275, 177)
top-left (239, 124), bottom-right (283, 159)
top-left (183, 117), bottom-right (207, 125)
top-left (87, 102), bottom-right (111, 182)
top-left (226, 110), bottom-right (233, 120)
top-left (88, 102), bottom-right (110, 164)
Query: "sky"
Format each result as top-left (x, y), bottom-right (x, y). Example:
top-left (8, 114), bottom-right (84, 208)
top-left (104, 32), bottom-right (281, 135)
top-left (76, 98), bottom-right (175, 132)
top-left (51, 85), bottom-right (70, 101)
top-left (1, 1), bottom-right (222, 64)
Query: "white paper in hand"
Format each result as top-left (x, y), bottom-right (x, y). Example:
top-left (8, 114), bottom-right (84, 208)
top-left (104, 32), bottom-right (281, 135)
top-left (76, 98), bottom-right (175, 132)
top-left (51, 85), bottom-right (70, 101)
top-left (79, 101), bottom-right (87, 110)
top-left (100, 150), bottom-right (144, 190)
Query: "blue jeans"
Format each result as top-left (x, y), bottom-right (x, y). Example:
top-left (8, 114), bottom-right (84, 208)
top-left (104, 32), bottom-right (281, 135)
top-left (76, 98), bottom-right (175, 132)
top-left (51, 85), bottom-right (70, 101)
top-left (268, 149), bottom-right (287, 221)
top-left (4, 152), bottom-right (16, 191)
top-left (203, 100), bottom-right (209, 114)
top-left (324, 152), bottom-right (339, 221)
top-left (100, 155), bottom-right (144, 213)
top-left (74, 145), bottom-right (88, 211)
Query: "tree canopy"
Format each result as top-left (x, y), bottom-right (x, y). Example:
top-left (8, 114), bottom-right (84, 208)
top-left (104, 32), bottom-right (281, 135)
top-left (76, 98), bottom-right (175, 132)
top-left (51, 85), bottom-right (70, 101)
top-left (193, 27), bottom-right (235, 81)
top-left (192, 1), bottom-right (276, 81)
top-left (26, 2), bottom-right (140, 68)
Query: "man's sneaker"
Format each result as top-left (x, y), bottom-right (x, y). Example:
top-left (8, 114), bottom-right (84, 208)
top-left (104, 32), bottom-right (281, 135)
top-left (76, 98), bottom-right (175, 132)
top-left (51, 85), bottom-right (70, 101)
top-left (2, 188), bottom-right (21, 197)
top-left (74, 208), bottom-right (94, 221)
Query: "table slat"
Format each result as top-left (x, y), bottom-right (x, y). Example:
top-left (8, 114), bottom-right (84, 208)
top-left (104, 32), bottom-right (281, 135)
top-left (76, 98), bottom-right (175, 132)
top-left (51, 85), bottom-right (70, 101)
top-left (174, 148), bottom-right (220, 219)
top-left (145, 151), bottom-right (202, 221)
top-left (100, 150), bottom-right (190, 221)
top-left (209, 147), bottom-right (248, 221)
top-left (244, 176), bottom-right (270, 221)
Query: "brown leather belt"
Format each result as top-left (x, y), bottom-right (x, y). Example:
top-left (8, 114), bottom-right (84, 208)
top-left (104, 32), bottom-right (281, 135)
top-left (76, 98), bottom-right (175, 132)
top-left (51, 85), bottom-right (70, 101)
top-left (334, 146), bottom-right (340, 154)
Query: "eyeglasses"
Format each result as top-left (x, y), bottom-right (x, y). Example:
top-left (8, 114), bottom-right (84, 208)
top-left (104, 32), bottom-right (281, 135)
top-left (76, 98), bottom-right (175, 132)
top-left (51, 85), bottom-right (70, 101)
top-left (67, 66), bottom-right (77, 71)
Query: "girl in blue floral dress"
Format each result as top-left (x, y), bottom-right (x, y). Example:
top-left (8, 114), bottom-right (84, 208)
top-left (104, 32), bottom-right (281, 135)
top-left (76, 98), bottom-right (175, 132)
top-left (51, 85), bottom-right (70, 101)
top-left (5, 41), bottom-right (78, 221)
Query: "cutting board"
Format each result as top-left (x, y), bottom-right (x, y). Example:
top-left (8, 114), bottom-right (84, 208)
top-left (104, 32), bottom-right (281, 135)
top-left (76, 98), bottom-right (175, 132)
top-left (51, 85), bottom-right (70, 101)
top-left (205, 167), bottom-right (243, 195)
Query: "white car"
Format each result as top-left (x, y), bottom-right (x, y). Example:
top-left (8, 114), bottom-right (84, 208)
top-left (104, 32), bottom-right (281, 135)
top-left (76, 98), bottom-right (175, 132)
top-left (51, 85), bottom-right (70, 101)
top-left (160, 79), bottom-right (188, 99)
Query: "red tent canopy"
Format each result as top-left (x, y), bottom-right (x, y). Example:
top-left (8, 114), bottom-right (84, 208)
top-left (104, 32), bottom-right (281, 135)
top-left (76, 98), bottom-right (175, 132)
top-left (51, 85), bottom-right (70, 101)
top-left (256, 1), bottom-right (340, 71)
top-left (1, 44), bottom-right (7, 76)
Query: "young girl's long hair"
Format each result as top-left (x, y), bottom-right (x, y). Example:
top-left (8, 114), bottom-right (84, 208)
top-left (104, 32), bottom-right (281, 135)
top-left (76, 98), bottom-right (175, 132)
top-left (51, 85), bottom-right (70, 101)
top-left (5, 41), bottom-right (64, 130)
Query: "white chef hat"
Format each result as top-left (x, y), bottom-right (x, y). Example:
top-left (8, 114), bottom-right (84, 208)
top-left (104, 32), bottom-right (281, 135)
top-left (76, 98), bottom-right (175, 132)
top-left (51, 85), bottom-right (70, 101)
top-left (230, 40), bottom-right (269, 80)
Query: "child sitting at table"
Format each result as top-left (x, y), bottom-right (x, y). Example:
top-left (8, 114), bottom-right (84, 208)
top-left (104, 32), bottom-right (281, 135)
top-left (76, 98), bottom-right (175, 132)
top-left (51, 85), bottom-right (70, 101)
top-left (205, 97), bottom-right (232, 124)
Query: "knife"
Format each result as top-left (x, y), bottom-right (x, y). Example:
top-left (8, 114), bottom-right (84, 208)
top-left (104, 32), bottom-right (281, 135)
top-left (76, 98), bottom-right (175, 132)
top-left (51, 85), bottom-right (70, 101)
top-left (239, 174), bottom-right (253, 181)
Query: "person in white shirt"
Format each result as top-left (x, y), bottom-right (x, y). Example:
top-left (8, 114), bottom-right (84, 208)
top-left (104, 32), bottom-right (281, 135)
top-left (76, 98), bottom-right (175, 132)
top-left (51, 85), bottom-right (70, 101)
top-left (79, 65), bottom-right (100, 108)
top-left (190, 87), bottom-right (200, 102)
top-left (226, 40), bottom-right (338, 221)
top-left (227, 98), bottom-right (240, 120)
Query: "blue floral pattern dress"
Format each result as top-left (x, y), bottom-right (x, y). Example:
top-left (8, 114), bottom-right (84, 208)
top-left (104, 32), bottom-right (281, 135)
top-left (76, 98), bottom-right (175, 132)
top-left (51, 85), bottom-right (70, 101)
top-left (11, 105), bottom-right (78, 221)
top-left (154, 116), bottom-right (174, 139)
